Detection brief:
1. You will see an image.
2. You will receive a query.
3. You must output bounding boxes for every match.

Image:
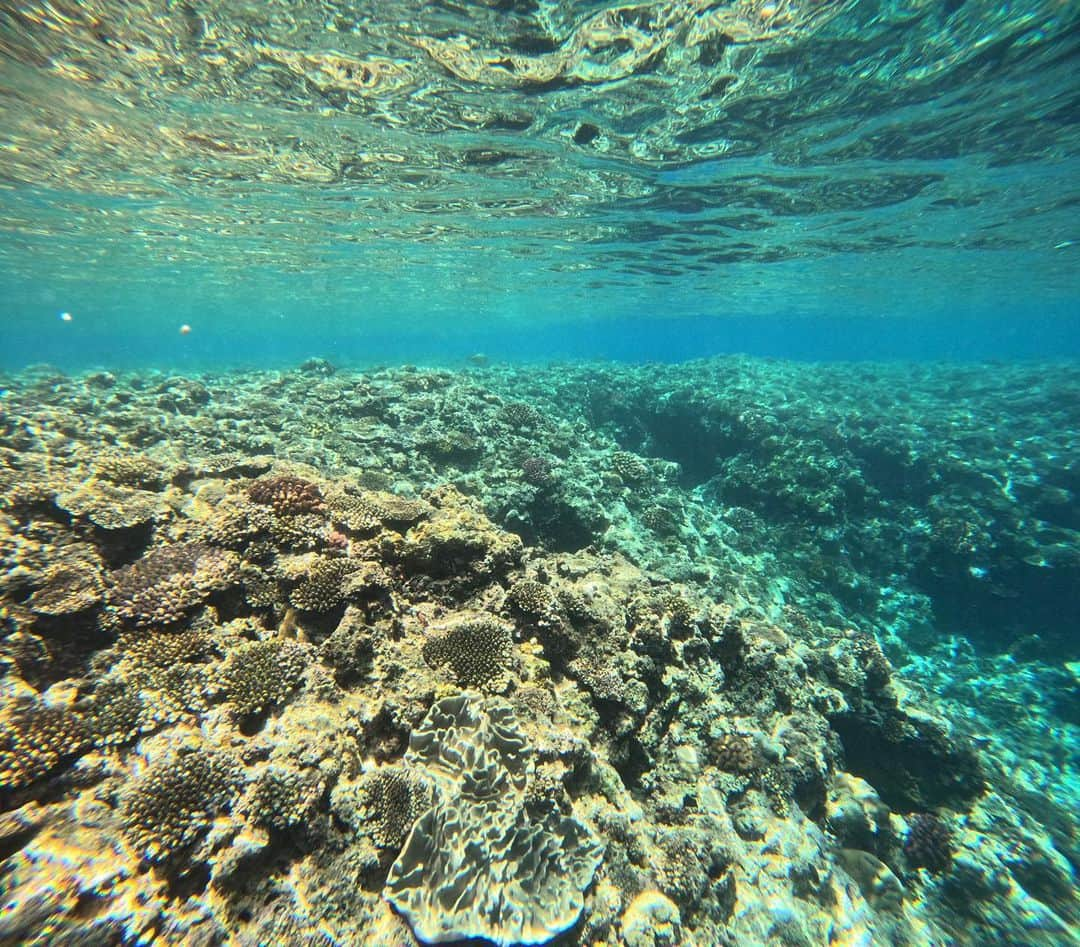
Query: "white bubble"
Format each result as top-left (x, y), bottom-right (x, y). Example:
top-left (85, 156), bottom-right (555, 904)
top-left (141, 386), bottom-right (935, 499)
top-left (60, 311), bottom-right (73, 322)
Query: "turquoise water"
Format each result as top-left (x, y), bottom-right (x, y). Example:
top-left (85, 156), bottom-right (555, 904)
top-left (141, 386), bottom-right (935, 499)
top-left (1, 1), bottom-right (1078, 368)
top-left (1, 4), bottom-right (1079, 947)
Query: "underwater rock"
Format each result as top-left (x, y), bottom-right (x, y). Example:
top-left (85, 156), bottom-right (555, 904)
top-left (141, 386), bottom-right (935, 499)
top-left (620, 890), bottom-right (681, 947)
top-left (401, 485), bottom-right (522, 581)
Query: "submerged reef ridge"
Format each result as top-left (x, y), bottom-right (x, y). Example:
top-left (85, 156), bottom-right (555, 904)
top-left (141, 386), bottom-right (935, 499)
top-left (0, 357), bottom-right (1076, 946)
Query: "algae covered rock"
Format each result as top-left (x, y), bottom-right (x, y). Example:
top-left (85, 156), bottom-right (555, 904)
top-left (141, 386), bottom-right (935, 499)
top-left (384, 693), bottom-right (603, 946)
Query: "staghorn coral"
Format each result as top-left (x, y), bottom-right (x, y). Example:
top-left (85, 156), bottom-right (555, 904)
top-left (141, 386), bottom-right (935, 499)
top-left (0, 700), bottom-right (90, 790)
top-left (115, 627), bottom-right (213, 668)
top-left (325, 492), bottom-right (384, 533)
top-left (421, 617), bottom-right (515, 692)
top-left (86, 675), bottom-right (149, 746)
top-left (361, 767), bottom-right (431, 850)
top-left (87, 658), bottom-right (212, 745)
top-left (121, 748), bottom-right (241, 861)
top-left (385, 693), bottom-right (602, 947)
top-left (109, 543), bottom-right (239, 628)
top-left (328, 489), bottom-right (432, 533)
top-left (248, 475), bottom-right (325, 516)
top-left (500, 401), bottom-right (542, 428)
top-left (218, 640), bottom-right (309, 716)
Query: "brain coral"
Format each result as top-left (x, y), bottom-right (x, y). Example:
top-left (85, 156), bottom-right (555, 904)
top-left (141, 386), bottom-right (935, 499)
top-left (384, 693), bottom-right (603, 947)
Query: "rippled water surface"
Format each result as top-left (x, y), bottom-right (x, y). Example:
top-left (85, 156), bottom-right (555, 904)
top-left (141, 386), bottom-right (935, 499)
top-left (1, 1), bottom-right (1078, 362)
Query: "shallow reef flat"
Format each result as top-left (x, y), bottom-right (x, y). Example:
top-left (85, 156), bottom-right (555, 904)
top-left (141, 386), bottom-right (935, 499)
top-left (0, 356), bottom-right (1076, 946)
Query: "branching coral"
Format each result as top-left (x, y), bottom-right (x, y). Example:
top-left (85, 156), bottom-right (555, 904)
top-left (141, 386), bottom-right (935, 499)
top-left (421, 617), bottom-right (515, 692)
top-left (121, 748), bottom-right (241, 861)
top-left (218, 640), bottom-right (309, 716)
top-left (109, 543), bottom-right (239, 628)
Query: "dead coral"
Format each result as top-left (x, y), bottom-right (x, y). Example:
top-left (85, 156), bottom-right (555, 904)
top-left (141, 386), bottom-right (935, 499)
top-left (243, 764), bottom-right (324, 831)
top-left (27, 562), bottom-right (104, 615)
top-left (401, 486), bottom-right (521, 580)
top-left (56, 483), bottom-right (162, 530)
top-left (94, 452), bottom-right (165, 489)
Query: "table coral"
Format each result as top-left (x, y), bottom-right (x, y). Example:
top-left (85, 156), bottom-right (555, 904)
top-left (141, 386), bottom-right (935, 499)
top-left (109, 543), bottom-right (239, 628)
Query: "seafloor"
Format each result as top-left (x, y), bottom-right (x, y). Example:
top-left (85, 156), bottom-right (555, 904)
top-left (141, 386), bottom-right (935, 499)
top-left (0, 356), bottom-right (1076, 947)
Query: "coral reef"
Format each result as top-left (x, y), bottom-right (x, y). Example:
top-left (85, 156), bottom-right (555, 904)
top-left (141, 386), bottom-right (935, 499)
top-left (0, 358), bottom-right (1076, 947)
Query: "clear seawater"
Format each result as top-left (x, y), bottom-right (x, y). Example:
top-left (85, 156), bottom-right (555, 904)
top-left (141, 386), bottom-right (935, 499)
top-left (0, 0), bottom-right (1077, 369)
top-left (1, 4), bottom-right (1079, 947)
